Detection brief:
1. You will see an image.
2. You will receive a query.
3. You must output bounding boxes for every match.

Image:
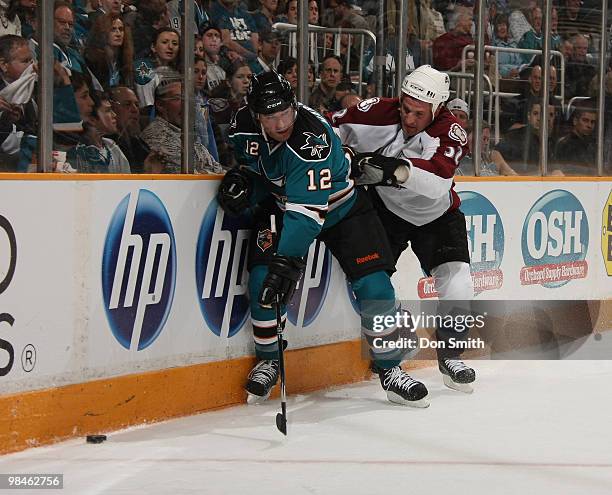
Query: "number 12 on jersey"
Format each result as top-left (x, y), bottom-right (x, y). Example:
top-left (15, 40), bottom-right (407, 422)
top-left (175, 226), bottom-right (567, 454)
top-left (307, 168), bottom-right (332, 191)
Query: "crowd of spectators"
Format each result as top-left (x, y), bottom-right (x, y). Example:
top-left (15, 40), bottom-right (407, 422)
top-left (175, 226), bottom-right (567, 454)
top-left (0, 0), bottom-right (608, 174)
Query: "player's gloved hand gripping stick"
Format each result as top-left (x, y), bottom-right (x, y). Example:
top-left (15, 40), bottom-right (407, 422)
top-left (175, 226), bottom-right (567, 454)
top-left (258, 216), bottom-right (306, 435)
top-left (217, 167), bottom-right (252, 217)
top-left (349, 152), bottom-right (411, 187)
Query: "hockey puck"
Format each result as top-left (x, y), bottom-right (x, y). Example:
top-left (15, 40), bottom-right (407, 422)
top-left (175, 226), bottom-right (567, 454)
top-left (86, 435), bottom-right (107, 444)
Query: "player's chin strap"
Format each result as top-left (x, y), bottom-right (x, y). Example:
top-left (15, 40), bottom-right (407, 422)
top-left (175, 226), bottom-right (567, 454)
top-left (351, 152), bottom-right (411, 188)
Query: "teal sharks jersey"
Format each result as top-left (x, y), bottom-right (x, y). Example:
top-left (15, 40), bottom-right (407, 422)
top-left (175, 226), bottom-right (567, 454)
top-left (228, 103), bottom-right (356, 258)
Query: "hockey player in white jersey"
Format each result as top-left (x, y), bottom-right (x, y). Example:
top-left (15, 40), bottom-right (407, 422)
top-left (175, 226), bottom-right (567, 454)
top-left (330, 65), bottom-right (476, 394)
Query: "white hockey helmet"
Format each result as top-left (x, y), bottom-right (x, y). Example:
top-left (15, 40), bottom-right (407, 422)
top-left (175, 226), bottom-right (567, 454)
top-left (400, 65), bottom-right (450, 114)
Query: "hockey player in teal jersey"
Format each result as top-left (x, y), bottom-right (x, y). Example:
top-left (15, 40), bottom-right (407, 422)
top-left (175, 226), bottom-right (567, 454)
top-left (218, 71), bottom-right (430, 407)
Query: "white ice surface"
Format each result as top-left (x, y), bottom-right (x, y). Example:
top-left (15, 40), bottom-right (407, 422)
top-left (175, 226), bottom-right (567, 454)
top-left (2, 360), bottom-right (612, 495)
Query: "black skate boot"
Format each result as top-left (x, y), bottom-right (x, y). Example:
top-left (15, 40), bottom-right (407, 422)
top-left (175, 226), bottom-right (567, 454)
top-left (439, 359), bottom-right (476, 394)
top-left (246, 360), bottom-right (279, 404)
top-left (378, 366), bottom-right (430, 408)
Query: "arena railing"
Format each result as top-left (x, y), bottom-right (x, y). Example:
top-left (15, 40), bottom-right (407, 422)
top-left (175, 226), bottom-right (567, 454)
top-left (272, 22), bottom-right (377, 100)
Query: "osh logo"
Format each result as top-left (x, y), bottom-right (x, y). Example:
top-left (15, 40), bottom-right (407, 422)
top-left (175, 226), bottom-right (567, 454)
top-left (601, 189), bottom-right (612, 276)
top-left (196, 200), bottom-right (250, 338)
top-left (521, 190), bottom-right (589, 288)
top-left (418, 191), bottom-right (504, 298)
top-left (102, 190), bottom-right (176, 351)
top-left (287, 240), bottom-right (331, 328)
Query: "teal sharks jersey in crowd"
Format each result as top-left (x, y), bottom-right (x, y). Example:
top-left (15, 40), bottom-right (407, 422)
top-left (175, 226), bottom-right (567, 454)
top-left (228, 103), bottom-right (356, 258)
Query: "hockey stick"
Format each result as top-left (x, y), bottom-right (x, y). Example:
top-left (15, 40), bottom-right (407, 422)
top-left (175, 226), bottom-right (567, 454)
top-left (270, 213), bottom-right (288, 435)
top-left (275, 294), bottom-right (287, 435)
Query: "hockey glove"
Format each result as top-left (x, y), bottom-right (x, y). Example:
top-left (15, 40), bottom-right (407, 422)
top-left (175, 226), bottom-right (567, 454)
top-left (259, 255), bottom-right (307, 307)
top-left (351, 153), bottom-right (410, 187)
top-left (217, 167), bottom-right (251, 217)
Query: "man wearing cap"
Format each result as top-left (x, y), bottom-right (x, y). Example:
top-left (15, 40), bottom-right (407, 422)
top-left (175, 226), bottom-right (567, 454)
top-left (331, 64), bottom-right (477, 394)
top-left (447, 98), bottom-right (469, 128)
top-left (249, 30), bottom-right (281, 75)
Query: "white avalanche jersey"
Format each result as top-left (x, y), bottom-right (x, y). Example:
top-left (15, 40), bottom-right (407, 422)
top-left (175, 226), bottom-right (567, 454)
top-left (330, 97), bottom-right (468, 226)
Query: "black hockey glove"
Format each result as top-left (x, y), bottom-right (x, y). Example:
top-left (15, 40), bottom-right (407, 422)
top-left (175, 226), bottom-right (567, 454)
top-left (351, 153), bottom-right (410, 187)
top-left (259, 255), bottom-right (307, 307)
top-left (217, 167), bottom-right (251, 217)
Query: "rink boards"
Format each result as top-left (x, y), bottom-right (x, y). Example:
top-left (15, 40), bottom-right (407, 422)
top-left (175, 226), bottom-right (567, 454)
top-left (0, 175), bottom-right (611, 453)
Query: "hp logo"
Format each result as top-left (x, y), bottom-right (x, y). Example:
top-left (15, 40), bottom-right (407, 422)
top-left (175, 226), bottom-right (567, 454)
top-left (196, 200), bottom-right (250, 338)
top-left (102, 190), bottom-right (176, 350)
top-left (287, 240), bottom-right (331, 327)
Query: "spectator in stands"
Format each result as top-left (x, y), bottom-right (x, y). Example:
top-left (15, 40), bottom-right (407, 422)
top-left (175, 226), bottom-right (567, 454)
top-left (67, 91), bottom-right (132, 173)
top-left (249, 30), bottom-right (280, 75)
top-left (558, 0), bottom-right (598, 39)
top-left (447, 98), bottom-right (469, 128)
top-left (508, 0), bottom-right (535, 43)
top-left (85, 13), bottom-right (134, 89)
top-left (277, 56), bottom-right (297, 89)
top-left (279, 0), bottom-right (297, 23)
top-left (53, 2), bottom-right (87, 74)
top-left (167, 0), bottom-right (210, 35)
top-left (0, 33), bottom-right (36, 170)
top-left (493, 99), bottom-right (556, 175)
top-left (202, 24), bottom-right (226, 93)
top-left (6, 0), bottom-right (36, 39)
top-left (505, 65), bottom-right (558, 130)
top-left (432, 9), bottom-right (474, 71)
top-left (109, 85), bottom-right (148, 173)
top-left (309, 54), bottom-right (343, 111)
top-left (194, 56), bottom-right (219, 161)
top-left (560, 38), bottom-right (574, 61)
top-left (0, 0), bottom-right (21, 36)
top-left (133, 28), bottom-right (181, 111)
top-left (331, 0), bottom-right (369, 30)
top-left (89, 0), bottom-right (121, 25)
top-left (457, 121), bottom-right (499, 176)
top-left (132, 0), bottom-right (169, 59)
top-left (140, 77), bottom-right (223, 174)
top-left (208, 60), bottom-right (252, 164)
top-left (308, 60), bottom-right (315, 91)
top-left (517, 6), bottom-right (544, 64)
top-left (195, 36), bottom-right (205, 59)
top-left (550, 7), bottom-right (562, 53)
top-left (565, 34), bottom-right (597, 99)
top-left (251, 0), bottom-right (279, 33)
top-left (309, 88), bottom-right (330, 115)
top-left (553, 104), bottom-right (597, 174)
top-left (309, 0), bottom-right (319, 24)
top-left (209, 0), bottom-right (259, 63)
top-left (491, 13), bottom-right (522, 78)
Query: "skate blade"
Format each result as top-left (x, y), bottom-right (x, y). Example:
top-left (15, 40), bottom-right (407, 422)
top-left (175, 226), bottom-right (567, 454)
top-left (386, 391), bottom-right (431, 408)
top-left (443, 374), bottom-right (474, 394)
top-left (246, 390), bottom-right (272, 404)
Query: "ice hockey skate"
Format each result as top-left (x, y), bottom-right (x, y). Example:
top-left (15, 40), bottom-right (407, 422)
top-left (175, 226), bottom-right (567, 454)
top-left (246, 360), bottom-right (279, 404)
top-left (439, 359), bottom-right (476, 394)
top-left (378, 366), bottom-right (430, 408)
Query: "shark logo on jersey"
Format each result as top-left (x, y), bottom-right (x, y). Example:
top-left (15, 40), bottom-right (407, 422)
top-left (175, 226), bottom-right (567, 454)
top-left (136, 62), bottom-right (152, 79)
top-left (300, 132), bottom-right (329, 158)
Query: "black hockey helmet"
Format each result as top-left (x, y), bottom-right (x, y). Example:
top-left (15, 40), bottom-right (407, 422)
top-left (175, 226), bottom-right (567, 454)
top-left (247, 70), bottom-right (297, 117)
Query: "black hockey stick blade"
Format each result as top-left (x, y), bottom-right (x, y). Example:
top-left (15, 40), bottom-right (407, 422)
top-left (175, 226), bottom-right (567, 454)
top-left (276, 412), bottom-right (287, 435)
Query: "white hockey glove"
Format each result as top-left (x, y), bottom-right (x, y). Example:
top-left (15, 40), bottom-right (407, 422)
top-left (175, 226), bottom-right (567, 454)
top-left (350, 153), bottom-right (410, 187)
